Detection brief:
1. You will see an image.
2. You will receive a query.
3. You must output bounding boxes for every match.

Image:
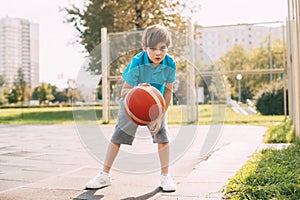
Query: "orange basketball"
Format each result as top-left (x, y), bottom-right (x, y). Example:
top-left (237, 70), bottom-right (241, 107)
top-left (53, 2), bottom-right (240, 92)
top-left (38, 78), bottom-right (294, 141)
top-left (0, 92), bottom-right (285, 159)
top-left (124, 85), bottom-right (166, 126)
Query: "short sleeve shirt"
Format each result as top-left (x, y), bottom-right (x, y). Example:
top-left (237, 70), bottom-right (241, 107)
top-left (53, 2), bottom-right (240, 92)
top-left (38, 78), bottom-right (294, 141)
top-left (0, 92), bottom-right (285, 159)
top-left (122, 51), bottom-right (176, 95)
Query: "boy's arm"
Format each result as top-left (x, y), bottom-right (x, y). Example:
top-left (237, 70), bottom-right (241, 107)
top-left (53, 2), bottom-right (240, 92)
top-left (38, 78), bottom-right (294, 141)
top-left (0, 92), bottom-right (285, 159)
top-left (150, 82), bottom-right (173, 134)
top-left (121, 82), bottom-right (133, 98)
top-left (163, 82), bottom-right (173, 111)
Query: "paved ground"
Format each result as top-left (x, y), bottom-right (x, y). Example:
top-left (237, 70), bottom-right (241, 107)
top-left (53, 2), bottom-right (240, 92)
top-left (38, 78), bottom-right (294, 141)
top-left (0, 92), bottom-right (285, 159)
top-left (0, 124), bottom-right (266, 200)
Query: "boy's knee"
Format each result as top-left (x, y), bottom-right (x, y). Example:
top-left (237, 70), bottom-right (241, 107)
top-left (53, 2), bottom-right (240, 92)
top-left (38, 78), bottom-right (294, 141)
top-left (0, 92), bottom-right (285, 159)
top-left (111, 142), bottom-right (121, 148)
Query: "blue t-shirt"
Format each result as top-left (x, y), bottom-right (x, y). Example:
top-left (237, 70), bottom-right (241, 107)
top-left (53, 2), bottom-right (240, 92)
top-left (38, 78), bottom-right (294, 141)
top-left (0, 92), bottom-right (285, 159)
top-left (122, 51), bottom-right (176, 95)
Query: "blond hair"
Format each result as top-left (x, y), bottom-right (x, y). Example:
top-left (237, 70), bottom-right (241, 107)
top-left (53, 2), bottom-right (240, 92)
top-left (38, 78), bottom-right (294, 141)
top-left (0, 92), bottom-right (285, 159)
top-left (142, 25), bottom-right (171, 48)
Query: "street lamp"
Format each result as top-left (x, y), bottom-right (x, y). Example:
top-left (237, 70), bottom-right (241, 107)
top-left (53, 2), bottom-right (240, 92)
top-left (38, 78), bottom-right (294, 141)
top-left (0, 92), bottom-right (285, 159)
top-left (236, 74), bottom-right (242, 103)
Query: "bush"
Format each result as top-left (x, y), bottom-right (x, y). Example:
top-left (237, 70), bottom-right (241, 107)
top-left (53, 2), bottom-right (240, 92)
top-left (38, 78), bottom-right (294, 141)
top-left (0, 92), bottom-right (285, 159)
top-left (254, 82), bottom-right (288, 115)
top-left (224, 141), bottom-right (300, 199)
top-left (264, 118), bottom-right (295, 143)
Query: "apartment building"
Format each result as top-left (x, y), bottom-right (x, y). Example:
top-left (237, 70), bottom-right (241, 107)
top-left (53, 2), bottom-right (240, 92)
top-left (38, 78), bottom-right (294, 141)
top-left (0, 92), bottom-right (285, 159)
top-left (195, 23), bottom-right (284, 61)
top-left (0, 17), bottom-right (39, 87)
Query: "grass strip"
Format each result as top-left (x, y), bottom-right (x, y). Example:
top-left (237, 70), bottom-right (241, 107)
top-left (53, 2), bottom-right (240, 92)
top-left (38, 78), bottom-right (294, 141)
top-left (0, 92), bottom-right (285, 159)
top-left (224, 142), bottom-right (300, 200)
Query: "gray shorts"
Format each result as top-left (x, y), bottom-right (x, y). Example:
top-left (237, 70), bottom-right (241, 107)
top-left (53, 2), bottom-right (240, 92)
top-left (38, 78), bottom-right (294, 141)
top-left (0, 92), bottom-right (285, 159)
top-left (111, 99), bottom-right (169, 145)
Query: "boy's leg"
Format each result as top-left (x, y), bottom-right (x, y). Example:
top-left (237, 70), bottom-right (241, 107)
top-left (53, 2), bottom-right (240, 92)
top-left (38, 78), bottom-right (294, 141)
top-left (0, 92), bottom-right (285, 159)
top-left (158, 142), bottom-right (169, 174)
top-left (85, 142), bottom-right (120, 189)
top-left (103, 98), bottom-right (137, 173)
top-left (86, 99), bottom-right (138, 189)
top-left (103, 142), bottom-right (121, 173)
top-left (158, 142), bottom-right (177, 192)
top-left (153, 117), bottom-right (177, 192)
top-left (151, 115), bottom-right (170, 174)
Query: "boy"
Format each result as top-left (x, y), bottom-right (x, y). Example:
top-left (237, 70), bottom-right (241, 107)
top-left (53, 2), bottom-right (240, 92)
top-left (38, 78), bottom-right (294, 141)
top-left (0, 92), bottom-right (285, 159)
top-left (86, 24), bottom-right (177, 192)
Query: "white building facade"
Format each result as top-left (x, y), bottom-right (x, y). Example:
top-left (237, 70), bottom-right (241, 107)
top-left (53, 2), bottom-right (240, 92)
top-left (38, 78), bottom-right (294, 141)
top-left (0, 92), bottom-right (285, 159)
top-left (0, 17), bottom-right (39, 88)
top-left (195, 23), bottom-right (284, 61)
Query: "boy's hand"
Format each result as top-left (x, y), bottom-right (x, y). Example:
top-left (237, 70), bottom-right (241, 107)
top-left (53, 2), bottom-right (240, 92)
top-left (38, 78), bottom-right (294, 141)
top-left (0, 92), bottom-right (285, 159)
top-left (150, 115), bottom-right (163, 135)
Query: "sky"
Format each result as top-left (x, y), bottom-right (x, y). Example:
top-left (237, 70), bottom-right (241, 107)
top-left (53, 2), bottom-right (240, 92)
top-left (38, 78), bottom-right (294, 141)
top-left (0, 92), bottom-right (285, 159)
top-left (0, 0), bottom-right (288, 88)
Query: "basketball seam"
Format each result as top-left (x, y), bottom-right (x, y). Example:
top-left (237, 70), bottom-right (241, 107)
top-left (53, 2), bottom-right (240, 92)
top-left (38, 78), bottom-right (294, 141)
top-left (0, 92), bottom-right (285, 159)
top-left (143, 86), bottom-right (164, 124)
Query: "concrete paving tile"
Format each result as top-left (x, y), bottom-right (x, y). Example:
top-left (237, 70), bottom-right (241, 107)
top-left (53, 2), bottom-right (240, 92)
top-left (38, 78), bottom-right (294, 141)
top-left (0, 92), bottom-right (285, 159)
top-left (182, 171), bottom-right (232, 183)
top-left (110, 173), bottom-right (160, 187)
top-left (0, 187), bottom-right (80, 200)
top-left (158, 195), bottom-right (220, 200)
top-left (194, 156), bottom-right (250, 172)
top-left (0, 161), bottom-right (78, 175)
top-left (173, 182), bottom-right (225, 198)
top-left (206, 191), bottom-right (224, 199)
top-left (0, 179), bottom-right (30, 192)
top-left (0, 150), bottom-right (36, 157)
top-left (64, 167), bottom-right (102, 178)
top-left (0, 156), bottom-right (28, 165)
top-left (0, 145), bottom-right (17, 150)
top-left (0, 164), bottom-right (31, 173)
top-left (0, 169), bottom-right (53, 183)
top-left (27, 176), bottom-right (88, 190)
top-left (25, 153), bottom-right (97, 165)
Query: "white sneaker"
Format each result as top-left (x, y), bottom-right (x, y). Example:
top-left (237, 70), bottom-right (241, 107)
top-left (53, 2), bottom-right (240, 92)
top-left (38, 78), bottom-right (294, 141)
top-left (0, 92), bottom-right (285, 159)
top-left (160, 174), bottom-right (177, 192)
top-left (85, 172), bottom-right (112, 189)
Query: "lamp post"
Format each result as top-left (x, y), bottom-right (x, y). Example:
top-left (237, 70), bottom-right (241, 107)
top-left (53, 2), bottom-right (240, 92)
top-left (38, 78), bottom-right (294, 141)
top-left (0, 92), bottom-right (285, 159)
top-left (236, 74), bottom-right (242, 103)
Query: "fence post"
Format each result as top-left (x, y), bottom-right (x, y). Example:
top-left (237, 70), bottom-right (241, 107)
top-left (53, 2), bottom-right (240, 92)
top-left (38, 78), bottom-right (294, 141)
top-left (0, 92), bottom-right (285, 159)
top-left (186, 20), bottom-right (198, 123)
top-left (101, 27), bottom-right (109, 123)
top-left (287, 0), bottom-right (300, 139)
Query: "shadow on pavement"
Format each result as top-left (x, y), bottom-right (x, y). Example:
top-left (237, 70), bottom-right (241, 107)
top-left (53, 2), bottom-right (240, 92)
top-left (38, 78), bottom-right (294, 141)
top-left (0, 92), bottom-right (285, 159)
top-left (120, 187), bottom-right (162, 200)
top-left (73, 190), bottom-right (104, 200)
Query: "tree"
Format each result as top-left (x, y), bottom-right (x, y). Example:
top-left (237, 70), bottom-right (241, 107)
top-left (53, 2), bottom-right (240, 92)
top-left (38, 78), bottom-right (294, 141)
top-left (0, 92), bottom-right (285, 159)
top-left (218, 45), bottom-right (251, 101)
top-left (34, 83), bottom-right (55, 104)
top-left (216, 38), bottom-right (286, 102)
top-left (13, 68), bottom-right (27, 103)
top-left (54, 91), bottom-right (68, 103)
top-left (0, 74), bottom-right (3, 86)
top-left (0, 75), bottom-right (6, 105)
top-left (63, 0), bottom-right (193, 54)
top-left (250, 37), bottom-right (286, 90)
top-left (67, 88), bottom-right (81, 103)
top-left (8, 89), bottom-right (18, 104)
top-left (51, 86), bottom-right (68, 103)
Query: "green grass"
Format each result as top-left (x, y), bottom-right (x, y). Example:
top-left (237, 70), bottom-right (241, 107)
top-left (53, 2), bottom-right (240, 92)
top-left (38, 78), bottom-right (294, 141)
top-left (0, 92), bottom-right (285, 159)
top-left (263, 118), bottom-right (296, 143)
top-left (0, 107), bottom-right (77, 124)
top-left (224, 141), bottom-right (300, 200)
top-left (0, 104), bottom-right (285, 125)
top-left (223, 117), bottom-right (298, 200)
